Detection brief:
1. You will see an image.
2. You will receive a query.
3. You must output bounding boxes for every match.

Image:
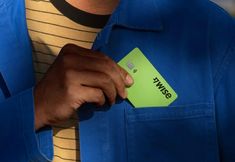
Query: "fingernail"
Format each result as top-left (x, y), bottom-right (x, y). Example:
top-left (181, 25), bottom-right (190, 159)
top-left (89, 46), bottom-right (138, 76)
top-left (126, 75), bottom-right (133, 85)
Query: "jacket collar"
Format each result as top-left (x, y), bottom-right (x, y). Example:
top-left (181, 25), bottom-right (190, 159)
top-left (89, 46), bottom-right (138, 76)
top-left (111, 0), bottom-right (164, 31)
top-left (93, 0), bottom-right (164, 50)
top-left (114, 0), bottom-right (199, 31)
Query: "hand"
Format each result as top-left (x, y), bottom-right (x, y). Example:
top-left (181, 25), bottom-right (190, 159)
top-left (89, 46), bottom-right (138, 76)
top-left (34, 44), bottom-right (133, 130)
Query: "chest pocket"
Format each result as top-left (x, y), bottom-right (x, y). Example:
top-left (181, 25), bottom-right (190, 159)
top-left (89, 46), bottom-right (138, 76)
top-left (93, 17), bottom-right (220, 162)
top-left (124, 103), bottom-right (218, 162)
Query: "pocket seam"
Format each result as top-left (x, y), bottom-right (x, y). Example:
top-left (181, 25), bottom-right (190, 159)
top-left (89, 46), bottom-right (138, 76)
top-left (131, 102), bottom-right (213, 108)
top-left (128, 113), bottom-right (213, 122)
top-left (126, 103), bottom-right (214, 121)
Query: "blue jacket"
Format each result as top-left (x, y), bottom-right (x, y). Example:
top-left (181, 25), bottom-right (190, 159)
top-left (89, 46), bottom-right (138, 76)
top-left (79, 0), bottom-right (235, 162)
top-left (0, 0), bottom-right (53, 161)
top-left (1, 0), bottom-right (235, 162)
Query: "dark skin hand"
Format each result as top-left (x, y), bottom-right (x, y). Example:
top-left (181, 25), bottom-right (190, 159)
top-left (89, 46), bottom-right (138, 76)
top-left (34, 44), bottom-right (134, 130)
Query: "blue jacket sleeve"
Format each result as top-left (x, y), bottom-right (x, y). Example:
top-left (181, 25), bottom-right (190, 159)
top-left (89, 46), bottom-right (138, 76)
top-left (215, 38), bottom-right (235, 162)
top-left (0, 88), bottom-right (53, 162)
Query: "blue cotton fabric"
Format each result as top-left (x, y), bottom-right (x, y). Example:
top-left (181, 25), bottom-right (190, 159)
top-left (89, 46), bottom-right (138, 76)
top-left (79, 0), bottom-right (235, 162)
top-left (0, 0), bottom-right (53, 161)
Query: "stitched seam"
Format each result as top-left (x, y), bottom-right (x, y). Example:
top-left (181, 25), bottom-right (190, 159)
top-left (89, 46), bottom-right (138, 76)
top-left (213, 42), bottom-right (230, 82)
top-left (129, 114), bottom-right (213, 122)
top-left (213, 16), bottom-right (235, 89)
top-left (20, 90), bottom-right (51, 162)
top-left (19, 93), bottom-right (33, 161)
top-left (124, 101), bottom-right (129, 162)
top-left (207, 8), bottom-right (229, 161)
top-left (214, 38), bottom-right (235, 92)
top-left (154, 102), bottom-right (213, 108)
top-left (128, 108), bottom-right (213, 117)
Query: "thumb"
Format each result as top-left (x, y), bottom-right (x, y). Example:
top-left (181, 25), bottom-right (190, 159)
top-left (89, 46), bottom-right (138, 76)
top-left (118, 65), bottom-right (134, 87)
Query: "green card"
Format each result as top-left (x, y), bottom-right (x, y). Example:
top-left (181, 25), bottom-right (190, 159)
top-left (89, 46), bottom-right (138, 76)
top-left (118, 48), bottom-right (178, 108)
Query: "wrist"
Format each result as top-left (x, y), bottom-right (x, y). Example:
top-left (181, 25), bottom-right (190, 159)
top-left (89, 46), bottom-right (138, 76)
top-left (34, 105), bottom-right (46, 130)
top-left (34, 85), bottom-right (48, 130)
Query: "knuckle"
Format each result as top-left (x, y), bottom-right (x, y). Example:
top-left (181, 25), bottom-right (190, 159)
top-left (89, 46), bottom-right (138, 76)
top-left (102, 54), bottom-right (110, 60)
top-left (61, 43), bottom-right (75, 52)
top-left (55, 54), bottom-right (71, 71)
top-left (60, 53), bottom-right (72, 67)
top-left (60, 45), bottom-right (79, 64)
top-left (65, 84), bottom-right (74, 97)
top-left (63, 85), bottom-right (77, 103)
top-left (63, 68), bottom-right (76, 83)
top-left (101, 74), bottom-right (113, 85)
top-left (96, 90), bottom-right (104, 102)
top-left (103, 57), bottom-right (114, 67)
top-left (104, 63), bottom-right (117, 76)
top-left (97, 51), bottom-right (109, 59)
top-left (96, 90), bottom-right (104, 99)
